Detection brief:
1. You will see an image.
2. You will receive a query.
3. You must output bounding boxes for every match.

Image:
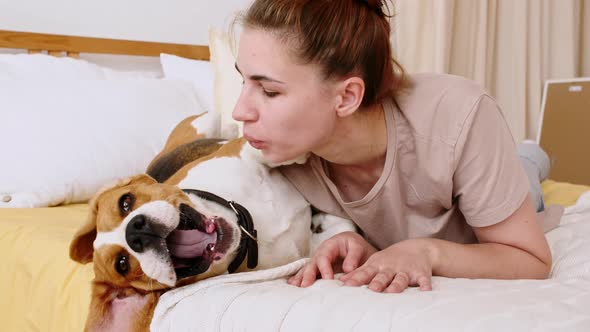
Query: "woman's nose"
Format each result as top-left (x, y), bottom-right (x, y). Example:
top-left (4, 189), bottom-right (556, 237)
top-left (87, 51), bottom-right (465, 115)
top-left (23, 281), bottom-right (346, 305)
top-left (232, 90), bottom-right (258, 122)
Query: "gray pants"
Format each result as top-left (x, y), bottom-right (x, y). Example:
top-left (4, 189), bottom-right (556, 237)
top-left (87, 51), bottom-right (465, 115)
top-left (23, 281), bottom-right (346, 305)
top-left (518, 142), bottom-right (550, 212)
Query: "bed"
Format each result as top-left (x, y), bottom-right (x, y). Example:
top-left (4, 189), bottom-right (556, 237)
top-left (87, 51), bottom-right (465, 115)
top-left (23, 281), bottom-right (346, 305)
top-left (2, 29), bottom-right (590, 331)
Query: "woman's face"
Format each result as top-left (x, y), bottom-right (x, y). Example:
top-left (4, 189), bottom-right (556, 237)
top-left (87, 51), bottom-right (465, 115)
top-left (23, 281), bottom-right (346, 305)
top-left (233, 28), bottom-right (340, 164)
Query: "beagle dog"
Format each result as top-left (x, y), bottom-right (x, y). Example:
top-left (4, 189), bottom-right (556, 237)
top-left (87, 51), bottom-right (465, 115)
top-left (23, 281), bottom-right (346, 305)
top-left (69, 113), bottom-right (355, 331)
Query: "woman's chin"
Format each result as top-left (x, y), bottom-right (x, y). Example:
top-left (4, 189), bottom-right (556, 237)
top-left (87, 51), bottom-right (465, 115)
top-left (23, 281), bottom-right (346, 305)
top-left (262, 151), bottom-right (311, 167)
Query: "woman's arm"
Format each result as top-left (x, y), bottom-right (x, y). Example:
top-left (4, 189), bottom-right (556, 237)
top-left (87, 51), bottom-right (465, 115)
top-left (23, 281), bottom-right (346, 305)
top-left (289, 194), bottom-right (552, 292)
top-left (347, 194), bottom-right (552, 292)
top-left (431, 194), bottom-right (552, 280)
top-left (316, 194), bottom-right (550, 293)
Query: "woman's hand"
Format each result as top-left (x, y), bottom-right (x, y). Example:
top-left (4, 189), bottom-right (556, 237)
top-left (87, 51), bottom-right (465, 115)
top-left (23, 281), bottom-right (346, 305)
top-left (287, 231), bottom-right (377, 287)
top-left (340, 238), bottom-right (435, 293)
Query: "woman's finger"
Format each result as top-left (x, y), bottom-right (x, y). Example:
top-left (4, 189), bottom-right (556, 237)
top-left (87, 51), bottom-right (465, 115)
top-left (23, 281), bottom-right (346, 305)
top-left (300, 261), bottom-right (320, 287)
top-left (368, 271), bottom-right (394, 292)
top-left (287, 268), bottom-right (304, 286)
top-left (341, 241), bottom-right (365, 273)
top-left (385, 271), bottom-right (410, 293)
top-left (316, 254), bottom-right (335, 280)
top-left (343, 266), bottom-right (377, 286)
top-left (416, 274), bottom-right (432, 291)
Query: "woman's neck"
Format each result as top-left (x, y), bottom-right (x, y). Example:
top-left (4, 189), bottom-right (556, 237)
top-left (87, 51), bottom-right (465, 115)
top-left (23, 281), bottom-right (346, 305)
top-left (316, 103), bottom-right (389, 202)
top-left (315, 103), bottom-right (388, 168)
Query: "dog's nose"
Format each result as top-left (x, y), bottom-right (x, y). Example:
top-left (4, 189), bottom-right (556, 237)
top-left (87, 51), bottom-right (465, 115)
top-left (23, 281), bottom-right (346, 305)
top-left (131, 214), bottom-right (146, 229)
top-left (126, 214), bottom-right (159, 253)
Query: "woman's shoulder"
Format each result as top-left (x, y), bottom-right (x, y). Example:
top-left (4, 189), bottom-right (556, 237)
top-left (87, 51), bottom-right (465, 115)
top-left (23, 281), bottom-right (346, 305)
top-left (404, 73), bottom-right (489, 102)
top-left (394, 73), bottom-right (496, 145)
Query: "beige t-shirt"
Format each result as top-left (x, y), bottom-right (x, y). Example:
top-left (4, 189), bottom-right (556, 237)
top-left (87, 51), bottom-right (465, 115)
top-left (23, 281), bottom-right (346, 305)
top-left (279, 73), bottom-right (531, 249)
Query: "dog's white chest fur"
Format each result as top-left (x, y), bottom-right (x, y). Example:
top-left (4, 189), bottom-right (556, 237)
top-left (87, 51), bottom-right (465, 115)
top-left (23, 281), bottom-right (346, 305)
top-left (177, 145), bottom-right (312, 269)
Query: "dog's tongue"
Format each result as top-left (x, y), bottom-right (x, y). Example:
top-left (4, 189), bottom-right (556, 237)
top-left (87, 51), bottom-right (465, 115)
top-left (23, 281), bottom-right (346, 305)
top-left (167, 230), bottom-right (216, 258)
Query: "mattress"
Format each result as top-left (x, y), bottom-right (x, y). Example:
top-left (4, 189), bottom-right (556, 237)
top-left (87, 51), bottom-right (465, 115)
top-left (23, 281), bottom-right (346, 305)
top-left (542, 179), bottom-right (590, 207)
top-left (152, 191), bottom-right (590, 331)
top-left (1, 184), bottom-right (589, 331)
top-left (0, 204), bottom-right (92, 331)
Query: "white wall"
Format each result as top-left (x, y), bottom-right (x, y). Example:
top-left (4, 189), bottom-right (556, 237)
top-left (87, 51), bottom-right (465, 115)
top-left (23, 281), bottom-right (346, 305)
top-left (0, 0), bottom-right (252, 71)
top-left (0, 0), bottom-right (252, 44)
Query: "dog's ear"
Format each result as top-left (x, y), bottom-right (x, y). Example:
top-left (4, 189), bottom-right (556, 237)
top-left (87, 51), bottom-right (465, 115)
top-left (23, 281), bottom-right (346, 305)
top-left (127, 173), bottom-right (157, 186)
top-left (69, 195), bottom-right (99, 264)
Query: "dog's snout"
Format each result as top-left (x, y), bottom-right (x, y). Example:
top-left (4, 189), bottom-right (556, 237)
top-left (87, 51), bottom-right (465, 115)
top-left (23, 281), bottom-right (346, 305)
top-left (126, 214), bottom-right (159, 253)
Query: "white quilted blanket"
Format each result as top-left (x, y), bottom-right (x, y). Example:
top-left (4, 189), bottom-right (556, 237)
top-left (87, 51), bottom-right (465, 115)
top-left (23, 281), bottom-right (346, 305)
top-left (152, 193), bottom-right (590, 331)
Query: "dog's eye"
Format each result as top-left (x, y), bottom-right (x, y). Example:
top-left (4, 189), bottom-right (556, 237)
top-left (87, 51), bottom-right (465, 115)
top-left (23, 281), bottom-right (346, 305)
top-left (115, 254), bottom-right (129, 276)
top-left (118, 193), bottom-right (134, 214)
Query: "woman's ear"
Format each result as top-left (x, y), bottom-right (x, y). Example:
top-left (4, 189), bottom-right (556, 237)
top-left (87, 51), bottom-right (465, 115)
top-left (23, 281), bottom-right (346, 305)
top-left (335, 76), bottom-right (365, 118)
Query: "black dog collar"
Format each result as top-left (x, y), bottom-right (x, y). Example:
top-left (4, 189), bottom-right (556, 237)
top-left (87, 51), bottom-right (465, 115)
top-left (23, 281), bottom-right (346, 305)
top-left (181, 189), bottom-right (258, 273)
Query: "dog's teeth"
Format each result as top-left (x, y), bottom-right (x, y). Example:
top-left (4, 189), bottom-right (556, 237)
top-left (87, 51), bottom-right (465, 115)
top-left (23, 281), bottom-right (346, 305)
top-left (205, 219), bottom-right (217, 234)
top-left (206, 243), bottom-right (215, 252)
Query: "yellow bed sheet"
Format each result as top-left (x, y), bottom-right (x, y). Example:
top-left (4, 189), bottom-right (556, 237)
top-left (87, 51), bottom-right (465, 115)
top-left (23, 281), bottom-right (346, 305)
top-left (0, 204), bottom-right (92, 332)
top-left (0, 180), bottom-right (588, 332)
top-left (542, 179), bottom-right (590, 207)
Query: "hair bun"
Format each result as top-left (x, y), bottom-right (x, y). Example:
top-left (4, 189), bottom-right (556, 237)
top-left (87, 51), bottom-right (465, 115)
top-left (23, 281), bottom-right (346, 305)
top-left (361, 0), bottom-right (383, 11)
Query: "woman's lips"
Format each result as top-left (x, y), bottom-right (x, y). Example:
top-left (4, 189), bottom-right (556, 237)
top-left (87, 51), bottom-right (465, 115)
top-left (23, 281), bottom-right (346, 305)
top-left (249, 141), bottom-right (266, 149)
top-left (244, 134), bottom-right (266, 149)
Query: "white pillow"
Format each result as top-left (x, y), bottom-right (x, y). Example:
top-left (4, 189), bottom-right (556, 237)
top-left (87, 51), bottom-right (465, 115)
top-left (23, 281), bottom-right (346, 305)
top-left (158, 29), bottom-right (243, 140)
top-left (0, 80), bottom-right (210, 208)
top-left (209, 27), bottom-right (243, 139)
top-left (160, 53), bottom-right (215, 115)
top-left (0, 53), bottom-right (159, 79)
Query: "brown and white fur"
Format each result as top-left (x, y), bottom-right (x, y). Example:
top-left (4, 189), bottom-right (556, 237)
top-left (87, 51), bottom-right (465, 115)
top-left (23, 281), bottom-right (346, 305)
top-left (69, 112), bottom-right (355, 331)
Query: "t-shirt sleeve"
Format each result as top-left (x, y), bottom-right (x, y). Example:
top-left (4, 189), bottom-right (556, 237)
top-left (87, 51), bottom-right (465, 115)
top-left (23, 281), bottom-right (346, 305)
top-left (452, 95), bottom-right (530, 228)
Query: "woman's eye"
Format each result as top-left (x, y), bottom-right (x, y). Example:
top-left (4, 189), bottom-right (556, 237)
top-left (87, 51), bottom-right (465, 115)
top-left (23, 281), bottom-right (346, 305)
top-left (115, 254), bottom-right (129, 276)
top-left (263, 90), bottom-right (279, 98)
top-left (118, 193), bottom-right (134, 214)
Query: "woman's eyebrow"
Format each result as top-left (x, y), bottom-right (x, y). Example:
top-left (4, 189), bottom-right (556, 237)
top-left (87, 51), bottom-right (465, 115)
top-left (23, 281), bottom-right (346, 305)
top-left (235, 63), bottom-right (285, 84)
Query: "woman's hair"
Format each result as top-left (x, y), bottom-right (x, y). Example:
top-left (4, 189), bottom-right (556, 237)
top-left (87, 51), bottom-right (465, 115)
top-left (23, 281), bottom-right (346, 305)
top-left (238, 0), bottom-right (408, 107)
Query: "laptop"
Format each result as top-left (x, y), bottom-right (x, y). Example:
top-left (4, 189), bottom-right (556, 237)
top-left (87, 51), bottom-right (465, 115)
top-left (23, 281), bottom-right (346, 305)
top-left (537, 78), bottom-right (590, 186)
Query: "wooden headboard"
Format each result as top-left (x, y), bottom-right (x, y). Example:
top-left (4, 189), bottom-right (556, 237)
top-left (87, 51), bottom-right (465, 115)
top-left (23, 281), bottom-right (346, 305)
top-left (0, 29), bottom-right (209, 60)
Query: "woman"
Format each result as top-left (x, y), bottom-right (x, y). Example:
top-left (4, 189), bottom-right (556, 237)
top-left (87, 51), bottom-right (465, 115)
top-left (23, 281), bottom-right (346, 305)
top-left (232, 0), bottom-right (552, 293)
